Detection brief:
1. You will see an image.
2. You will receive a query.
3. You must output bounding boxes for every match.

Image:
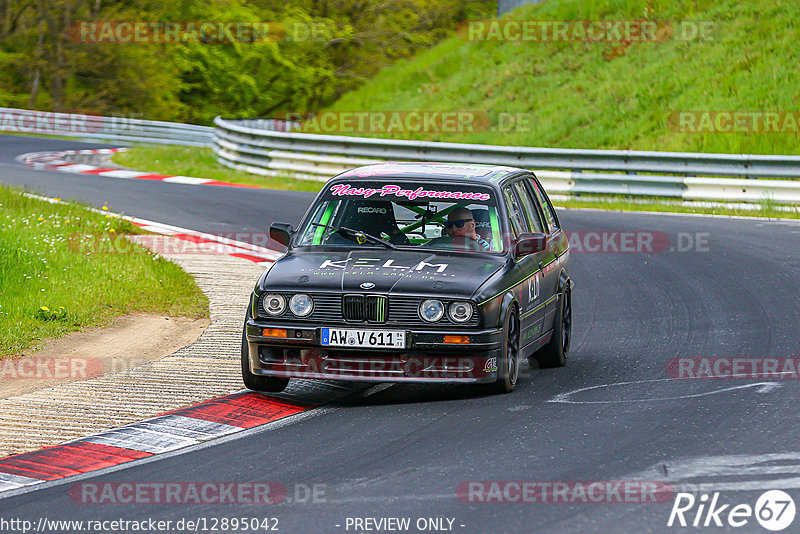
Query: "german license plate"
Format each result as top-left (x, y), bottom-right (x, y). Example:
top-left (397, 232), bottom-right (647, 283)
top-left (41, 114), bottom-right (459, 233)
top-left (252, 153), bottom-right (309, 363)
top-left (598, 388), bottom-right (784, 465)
top-left (320, 328), bottom-right (405, 349)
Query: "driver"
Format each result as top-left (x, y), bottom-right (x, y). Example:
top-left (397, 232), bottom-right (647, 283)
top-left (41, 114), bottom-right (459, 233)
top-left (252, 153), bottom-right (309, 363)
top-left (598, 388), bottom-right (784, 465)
top-left (430, 207), bottom-right (491, 250)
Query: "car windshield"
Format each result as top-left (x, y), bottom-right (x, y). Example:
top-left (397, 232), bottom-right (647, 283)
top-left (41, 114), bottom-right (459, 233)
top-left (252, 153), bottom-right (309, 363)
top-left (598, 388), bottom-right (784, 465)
top-left (295, 181), bottom-right (504, 253)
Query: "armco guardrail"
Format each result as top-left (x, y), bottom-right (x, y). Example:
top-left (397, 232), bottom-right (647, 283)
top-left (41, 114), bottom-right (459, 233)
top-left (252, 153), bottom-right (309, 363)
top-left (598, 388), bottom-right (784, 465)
top-left (5, 106), bottom-right (800, 204)
top-left (213, 117), bottom-right (800, 204)
top-left (0, 107), bottom-right (213, 146)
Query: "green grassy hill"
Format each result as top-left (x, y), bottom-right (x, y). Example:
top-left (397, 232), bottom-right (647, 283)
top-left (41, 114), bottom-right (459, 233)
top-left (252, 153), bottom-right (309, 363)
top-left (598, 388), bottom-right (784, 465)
top-left (322, 0), bottom-right (800, 155)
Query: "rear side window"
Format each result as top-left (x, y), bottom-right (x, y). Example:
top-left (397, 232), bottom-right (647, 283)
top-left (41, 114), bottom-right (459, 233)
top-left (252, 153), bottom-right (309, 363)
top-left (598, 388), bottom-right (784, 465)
top-left (527, 178), bottom-right (559, 233)
top-left (503, 186), bottom-right (529, 238)
top-left (512, 181), bottom-right (545, 233)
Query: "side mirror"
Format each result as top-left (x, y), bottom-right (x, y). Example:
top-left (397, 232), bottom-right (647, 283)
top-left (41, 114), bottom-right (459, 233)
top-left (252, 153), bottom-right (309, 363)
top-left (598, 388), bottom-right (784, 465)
top-left (515, 232), bottom-right (546, 257)
top-left (269, 222), bottom-right (294, 247)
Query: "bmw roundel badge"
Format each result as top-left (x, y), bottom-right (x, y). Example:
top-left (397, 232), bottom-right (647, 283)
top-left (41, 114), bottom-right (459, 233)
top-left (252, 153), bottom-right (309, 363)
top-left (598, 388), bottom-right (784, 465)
top-left (360, 282), bottom-right (376, 289)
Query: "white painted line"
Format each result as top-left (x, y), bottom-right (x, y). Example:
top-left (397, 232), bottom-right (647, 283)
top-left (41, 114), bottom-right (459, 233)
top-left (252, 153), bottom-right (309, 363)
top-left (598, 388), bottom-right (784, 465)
top-left (676, 477), bottom-right (800, 492)
top-left (15, 151), bottom-right (56, 163)
top-left (81, 426), bottom-right (200, 454)
top-left (55, 164), bottom-right (99, 173)
top-left (199, 242), bottom-right (266, 255)
top-left (0, 473), bottom-right (42, 491)
top-left (547, 378), bottom-right (781, 404)
top-left (627, 452), bottom-right (800, 492)
top-left (162, 176), bottom-right (213, 185)
top-left (96, 169), bottom-right (149, 179)
top-left (135, 225), bottom-right (178, 235)
top-left (128, 218), bottom-right (283, 259)
top-left (650, 451), bottom-right (800, 472)
top-left (137, 415), bottom-right (241, 440)
top-left (0, 481), bottom-right (36, 492)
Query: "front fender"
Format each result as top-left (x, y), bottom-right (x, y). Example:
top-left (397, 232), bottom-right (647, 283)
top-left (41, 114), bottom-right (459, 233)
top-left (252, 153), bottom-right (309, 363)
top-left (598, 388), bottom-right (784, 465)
top-left (557, 269), bottom-right (573, 295)
top-left (499, 291), bottom-right (518, 326)
top-left (478, 289), bottom-right (518, 329)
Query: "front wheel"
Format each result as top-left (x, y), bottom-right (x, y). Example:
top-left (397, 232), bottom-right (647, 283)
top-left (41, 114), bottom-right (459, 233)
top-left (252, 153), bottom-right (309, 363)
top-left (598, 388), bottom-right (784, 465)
top-left (490, 307), bottom-right (520, 394)
top-left (531, 288), bottom-right (571, 369)
top-left (241, 324), bottom-right (289, 393)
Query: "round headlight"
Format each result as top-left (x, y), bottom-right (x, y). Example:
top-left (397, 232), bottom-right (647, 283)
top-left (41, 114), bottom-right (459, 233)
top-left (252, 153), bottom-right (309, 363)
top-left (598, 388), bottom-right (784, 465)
top-left (289, 294), bottom-right (314, 317)
top-left (263, 294), bottom-right (286, 316)
top-left (449, 301), bottom-right (473, 323)
top-left (419, 299), bottom-right (444, 322)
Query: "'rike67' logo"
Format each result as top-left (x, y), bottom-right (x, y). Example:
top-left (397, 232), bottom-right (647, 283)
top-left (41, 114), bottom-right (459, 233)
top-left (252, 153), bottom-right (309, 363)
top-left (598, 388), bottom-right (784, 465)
top-left (668, 490), bottom-right (796, 531)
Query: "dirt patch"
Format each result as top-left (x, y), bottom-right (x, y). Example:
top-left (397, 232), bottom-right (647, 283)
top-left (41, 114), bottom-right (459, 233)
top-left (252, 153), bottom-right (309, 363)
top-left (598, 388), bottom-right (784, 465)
top-left (0, 314), bottom-right (209, 399)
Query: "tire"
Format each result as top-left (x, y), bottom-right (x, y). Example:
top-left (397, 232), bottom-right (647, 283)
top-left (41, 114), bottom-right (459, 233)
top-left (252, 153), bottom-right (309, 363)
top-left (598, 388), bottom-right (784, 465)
top-left (241, 323), bottom-right (289, 393)
top-left (490, 306), bottom-right (520, 394)
top-left (532, 288), bottom-right (571, 369)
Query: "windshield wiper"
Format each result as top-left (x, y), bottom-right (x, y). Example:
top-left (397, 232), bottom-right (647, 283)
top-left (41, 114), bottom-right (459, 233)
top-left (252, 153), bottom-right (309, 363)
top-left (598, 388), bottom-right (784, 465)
top-left (310, 223), bottom-right (397, 250)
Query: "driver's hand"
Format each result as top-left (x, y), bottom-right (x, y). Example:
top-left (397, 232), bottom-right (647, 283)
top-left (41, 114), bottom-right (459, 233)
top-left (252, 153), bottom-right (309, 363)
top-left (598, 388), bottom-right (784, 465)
top-left (469, 233), bottom-right (491, 251)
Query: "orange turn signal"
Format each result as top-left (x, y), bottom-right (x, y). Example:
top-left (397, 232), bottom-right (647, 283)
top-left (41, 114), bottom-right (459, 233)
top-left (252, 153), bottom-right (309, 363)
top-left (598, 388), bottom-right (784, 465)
top-left (443, 335), bottom-right (470, 344)
top-left (262, 328), bottom-right (288, 338)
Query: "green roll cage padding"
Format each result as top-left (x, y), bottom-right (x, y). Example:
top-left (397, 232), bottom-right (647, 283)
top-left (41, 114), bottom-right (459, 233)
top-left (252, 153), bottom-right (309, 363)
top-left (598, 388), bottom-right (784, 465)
top-left (312, 203), bottom-right (336, 245)
top-left (403, 204), bottom-right (502, 251)
top-left (489, 207), bottom-right (502, 251)
top-left (398, 204), bottom-right (458, 234)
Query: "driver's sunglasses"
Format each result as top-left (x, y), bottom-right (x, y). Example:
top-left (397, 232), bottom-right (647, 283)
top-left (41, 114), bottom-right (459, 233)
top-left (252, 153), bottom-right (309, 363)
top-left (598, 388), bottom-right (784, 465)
top-left (445, 218), bottom-right (474, 228)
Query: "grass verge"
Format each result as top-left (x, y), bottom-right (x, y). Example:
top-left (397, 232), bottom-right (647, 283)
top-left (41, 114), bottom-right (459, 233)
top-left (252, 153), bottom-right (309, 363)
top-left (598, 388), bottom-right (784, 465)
top-left (323, 0), bottom-right (800, 156)
top-left (0, 185), bottom-right (209, 358)
top-left (112, 145), bottom-right (324, 192)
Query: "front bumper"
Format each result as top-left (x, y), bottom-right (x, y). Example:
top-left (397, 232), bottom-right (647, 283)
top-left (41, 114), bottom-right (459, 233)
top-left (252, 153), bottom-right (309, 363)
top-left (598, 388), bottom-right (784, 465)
top-left (245, 320), bottom-right (503, 384)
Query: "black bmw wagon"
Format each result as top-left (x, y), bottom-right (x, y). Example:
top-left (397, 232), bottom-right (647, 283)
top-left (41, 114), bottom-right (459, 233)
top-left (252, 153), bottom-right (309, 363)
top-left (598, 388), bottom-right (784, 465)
top-left (243, 162), bottom-right (572, 394)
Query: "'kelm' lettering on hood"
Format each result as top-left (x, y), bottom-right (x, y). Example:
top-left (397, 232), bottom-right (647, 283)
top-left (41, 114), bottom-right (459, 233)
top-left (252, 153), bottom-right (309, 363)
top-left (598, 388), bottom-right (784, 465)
top-left (319, 258), bottom-right (448, 273)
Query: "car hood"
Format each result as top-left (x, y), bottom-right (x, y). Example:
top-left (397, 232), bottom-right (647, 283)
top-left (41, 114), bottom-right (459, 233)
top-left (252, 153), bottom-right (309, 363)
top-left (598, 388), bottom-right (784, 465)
top-left (261, 249), bottom-right (506, 298)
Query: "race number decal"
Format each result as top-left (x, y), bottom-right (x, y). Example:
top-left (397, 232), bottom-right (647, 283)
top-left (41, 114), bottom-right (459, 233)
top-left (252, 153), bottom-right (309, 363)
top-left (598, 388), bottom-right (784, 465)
top-left (529, 274), bottom-right (540, 303)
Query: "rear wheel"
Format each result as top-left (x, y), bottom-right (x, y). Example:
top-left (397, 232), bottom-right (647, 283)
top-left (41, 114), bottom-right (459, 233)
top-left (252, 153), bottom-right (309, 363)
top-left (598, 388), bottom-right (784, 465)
top-left (241, 324), bottom-right (289, 393)
top-left (532, 288), bottom-right (571, 369)
top-left (491, 307), bottom-right (520, 394)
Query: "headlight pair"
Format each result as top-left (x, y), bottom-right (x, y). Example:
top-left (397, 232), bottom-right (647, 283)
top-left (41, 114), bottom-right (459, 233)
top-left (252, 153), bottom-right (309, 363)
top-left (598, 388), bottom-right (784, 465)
top-left (262, 293), bottom-right (313, 317)
top-left (419, 299), bottom-right (474, 323)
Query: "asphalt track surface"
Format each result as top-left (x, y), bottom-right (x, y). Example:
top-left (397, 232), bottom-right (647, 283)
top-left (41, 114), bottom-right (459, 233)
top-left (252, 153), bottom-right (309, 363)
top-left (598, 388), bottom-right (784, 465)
top-left (2, 134), bottom-right (800, 533)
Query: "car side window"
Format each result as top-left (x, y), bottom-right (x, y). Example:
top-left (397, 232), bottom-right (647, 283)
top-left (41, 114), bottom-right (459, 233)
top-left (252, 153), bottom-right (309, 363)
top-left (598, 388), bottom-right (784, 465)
top-left (512, 181), bottom-right (545, 233)
top-left (527, 178), bottom-right (559, 233)
top-left (503, 186), bottom-right (529, 238)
